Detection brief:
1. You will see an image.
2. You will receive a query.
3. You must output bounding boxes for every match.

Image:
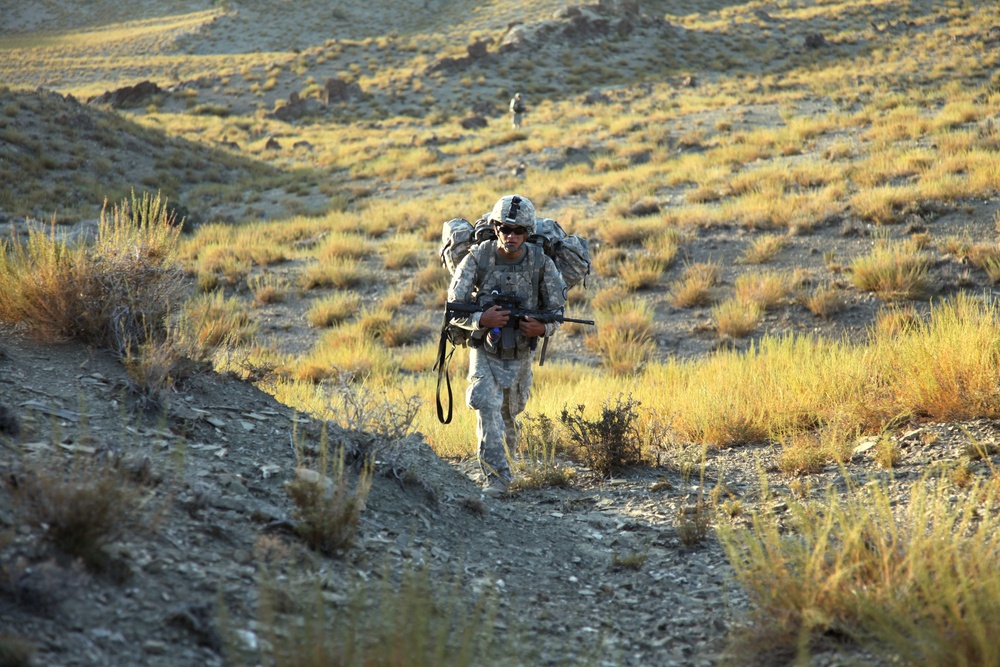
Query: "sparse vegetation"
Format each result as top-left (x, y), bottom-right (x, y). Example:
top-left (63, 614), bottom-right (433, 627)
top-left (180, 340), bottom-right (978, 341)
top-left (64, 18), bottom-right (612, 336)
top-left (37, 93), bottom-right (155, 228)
top-left (6, 452), bottom-right (149, 573)
top-left (253, 564), bottom-right (506, 667)
top-left (286, 437), bottom-right (373, 557)
top-left (850, 236), bottom-right (932, 301)
top-left (560, 394), bottom-right (643, 478)
top-left (0, 192), bottom-right (184, 356)
top-left (719, 475), bottom-right (1000, 666)
top-left (4, 1), bottom-right (1000, 664)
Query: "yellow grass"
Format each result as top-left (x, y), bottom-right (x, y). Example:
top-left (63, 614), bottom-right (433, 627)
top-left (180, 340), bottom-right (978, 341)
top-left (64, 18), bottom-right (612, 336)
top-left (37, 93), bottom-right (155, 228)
top-left (850, 236), bottom-right (931, 301)
top-left (733, 270), bottom-right (794, 310)
top-left (671, 262), bottom-right (719, 308)
top-left (720, 474), bottom-right (1000, 666)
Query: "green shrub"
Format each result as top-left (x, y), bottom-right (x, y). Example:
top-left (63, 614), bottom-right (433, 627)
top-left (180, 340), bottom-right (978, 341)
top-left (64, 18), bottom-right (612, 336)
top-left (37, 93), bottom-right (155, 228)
top-left (560, 394), bottom-right (643, 478)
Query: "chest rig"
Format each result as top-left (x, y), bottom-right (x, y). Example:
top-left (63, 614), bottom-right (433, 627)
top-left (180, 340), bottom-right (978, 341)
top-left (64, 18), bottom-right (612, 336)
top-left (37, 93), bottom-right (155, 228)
top-left (471, 242), bottom-right (545, 359)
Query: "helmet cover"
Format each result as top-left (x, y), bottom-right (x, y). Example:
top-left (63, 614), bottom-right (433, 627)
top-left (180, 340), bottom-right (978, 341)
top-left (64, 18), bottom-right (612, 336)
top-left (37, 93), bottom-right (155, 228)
top-left (489, 194), bottom-right (536, 233)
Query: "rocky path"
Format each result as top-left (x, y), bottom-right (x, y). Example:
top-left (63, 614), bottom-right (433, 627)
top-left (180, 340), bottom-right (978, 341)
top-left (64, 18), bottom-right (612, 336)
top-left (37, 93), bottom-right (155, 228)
top-left (3, 327), bottom-right (998, 667)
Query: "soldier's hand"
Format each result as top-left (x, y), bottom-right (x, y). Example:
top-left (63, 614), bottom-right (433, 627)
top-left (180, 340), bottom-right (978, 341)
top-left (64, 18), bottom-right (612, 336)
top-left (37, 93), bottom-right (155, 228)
top-left (519, 316), bottom-right (546, 338)
top-left (480, 305), bottom-right (510, 329)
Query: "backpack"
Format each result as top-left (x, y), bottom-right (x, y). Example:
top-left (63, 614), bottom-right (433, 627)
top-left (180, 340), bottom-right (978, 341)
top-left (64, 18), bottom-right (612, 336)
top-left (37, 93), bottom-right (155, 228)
top-left (529, 217), bottom-right (591, 291)
top-left (438, 215), bottom-right (591, 291)
top-left (433, 214), bottom-right (592, 423)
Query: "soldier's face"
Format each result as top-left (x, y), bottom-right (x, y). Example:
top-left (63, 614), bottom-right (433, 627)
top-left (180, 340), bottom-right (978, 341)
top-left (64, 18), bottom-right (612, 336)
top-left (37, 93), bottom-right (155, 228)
top-left (495, 223), bottom-right (527, 255)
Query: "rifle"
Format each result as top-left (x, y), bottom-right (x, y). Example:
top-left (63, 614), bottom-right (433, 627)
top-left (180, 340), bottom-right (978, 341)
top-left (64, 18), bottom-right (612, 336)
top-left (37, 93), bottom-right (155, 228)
top-left (445, 294), bottom-right (596, 327)
top-left (434, 294), bottom-right (594, 424)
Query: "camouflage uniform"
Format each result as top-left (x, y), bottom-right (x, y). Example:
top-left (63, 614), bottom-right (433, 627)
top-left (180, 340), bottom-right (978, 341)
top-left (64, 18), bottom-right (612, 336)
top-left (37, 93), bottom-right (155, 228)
top-left (509, 93), bottom-right (526, 129)
top-left (448, 238), bottom-right (567, 486)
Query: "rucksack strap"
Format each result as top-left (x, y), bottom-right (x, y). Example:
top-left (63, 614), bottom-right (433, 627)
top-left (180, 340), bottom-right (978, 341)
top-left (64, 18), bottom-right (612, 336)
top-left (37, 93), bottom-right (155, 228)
top-left (538, 334), bottom-right (550, 366)
top-left (434, 317), bottom-right (455, 424)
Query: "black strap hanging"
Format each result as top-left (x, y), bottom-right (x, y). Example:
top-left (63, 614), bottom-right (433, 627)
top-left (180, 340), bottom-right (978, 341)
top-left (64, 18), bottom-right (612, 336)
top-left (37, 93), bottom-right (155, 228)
top-left (434, 320), bottom-right (455, 424)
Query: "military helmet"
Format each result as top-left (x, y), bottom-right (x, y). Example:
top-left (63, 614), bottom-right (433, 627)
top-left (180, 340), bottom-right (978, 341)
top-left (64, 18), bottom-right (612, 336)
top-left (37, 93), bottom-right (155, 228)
top-left (489, 194), bottom-right (536, 233)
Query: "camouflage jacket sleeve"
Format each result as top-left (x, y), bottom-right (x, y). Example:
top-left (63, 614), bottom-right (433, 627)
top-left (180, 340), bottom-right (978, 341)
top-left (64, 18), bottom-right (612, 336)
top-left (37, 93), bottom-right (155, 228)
top-left (447, 248), bottom-right (482, 331)
top-left (539, 254), bottom-right (567, 338)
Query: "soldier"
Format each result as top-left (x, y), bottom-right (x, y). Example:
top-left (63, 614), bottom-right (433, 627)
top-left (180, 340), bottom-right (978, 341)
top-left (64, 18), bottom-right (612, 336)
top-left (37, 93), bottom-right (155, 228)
top-left (447, 195), bottom-right (567, 497)
top-left (509, 92), bottom-right (526, 128)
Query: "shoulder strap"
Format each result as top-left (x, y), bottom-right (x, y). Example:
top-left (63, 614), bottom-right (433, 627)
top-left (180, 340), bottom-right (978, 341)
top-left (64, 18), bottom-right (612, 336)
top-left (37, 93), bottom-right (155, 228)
top-left (472, 242), bottom-right (494, 291)
top-left (528, 243), bottom-right (543, 304)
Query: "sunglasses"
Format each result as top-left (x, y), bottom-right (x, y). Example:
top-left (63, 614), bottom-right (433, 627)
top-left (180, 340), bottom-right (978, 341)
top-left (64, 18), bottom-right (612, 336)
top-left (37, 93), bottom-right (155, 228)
top-left (495, 224), bottom-right (528, 236)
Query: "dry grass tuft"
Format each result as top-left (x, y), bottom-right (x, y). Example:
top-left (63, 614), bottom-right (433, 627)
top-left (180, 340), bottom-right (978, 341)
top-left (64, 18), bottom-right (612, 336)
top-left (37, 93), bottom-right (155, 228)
top-left (306, 293), bottom-right (360, 328)
top-left (587, 299), bottom-right (655, 374)
top-left (299, 259), bottom-right (372, 290)
top-left (671, 262), bottom-right (719, 308)
top-left (184, 290), bottom-right (259, 347)
top-left (740, 234), bottom-right (788, 264)
top-left (712, 299), bottom-right (762, 338)
top-left (850, 237), bottom-right (931, 301)
top-left (7, 453), bottom-right (149, 573)
top-left (0, 192), bottom-right (183, 356)
top-left (286, 439), bottom-right (372, 557)
top-left (511, 413), bottom-right (575, 490)
top-left (803, 284), bottom-right (845, 319)
top-left (249, 273), bottom-right (289, 305)
top-left (734, 270), bottom-right (793, 310)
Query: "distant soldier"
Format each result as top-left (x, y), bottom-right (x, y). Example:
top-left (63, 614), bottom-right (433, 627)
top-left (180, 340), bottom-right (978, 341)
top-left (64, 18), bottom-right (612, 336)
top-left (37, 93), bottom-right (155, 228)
top-left (509, 92), bottom-right (526, 129)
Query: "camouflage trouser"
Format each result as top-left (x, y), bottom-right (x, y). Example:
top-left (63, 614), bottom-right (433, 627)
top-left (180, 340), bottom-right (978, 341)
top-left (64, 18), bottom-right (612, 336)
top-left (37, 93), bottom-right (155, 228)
top-left (467, 349), bottom-right (533, 484)
top-left (512, 112), bottom-right (523, 129)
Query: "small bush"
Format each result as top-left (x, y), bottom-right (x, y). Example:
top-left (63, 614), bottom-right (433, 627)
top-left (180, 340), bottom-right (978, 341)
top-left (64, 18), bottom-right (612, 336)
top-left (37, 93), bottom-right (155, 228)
top-left (327, 374), bottom-right (422, 445)
top-left (560, 394), bottom-right (643, 478)
top-left (286, 439), bottom-right (373, 557)
top-left (676, 499), bottom-right (711, 548)
top-left (122, 324), bottom-right (208, 412)
top-left (7, 454), bottom-right (147, 572)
